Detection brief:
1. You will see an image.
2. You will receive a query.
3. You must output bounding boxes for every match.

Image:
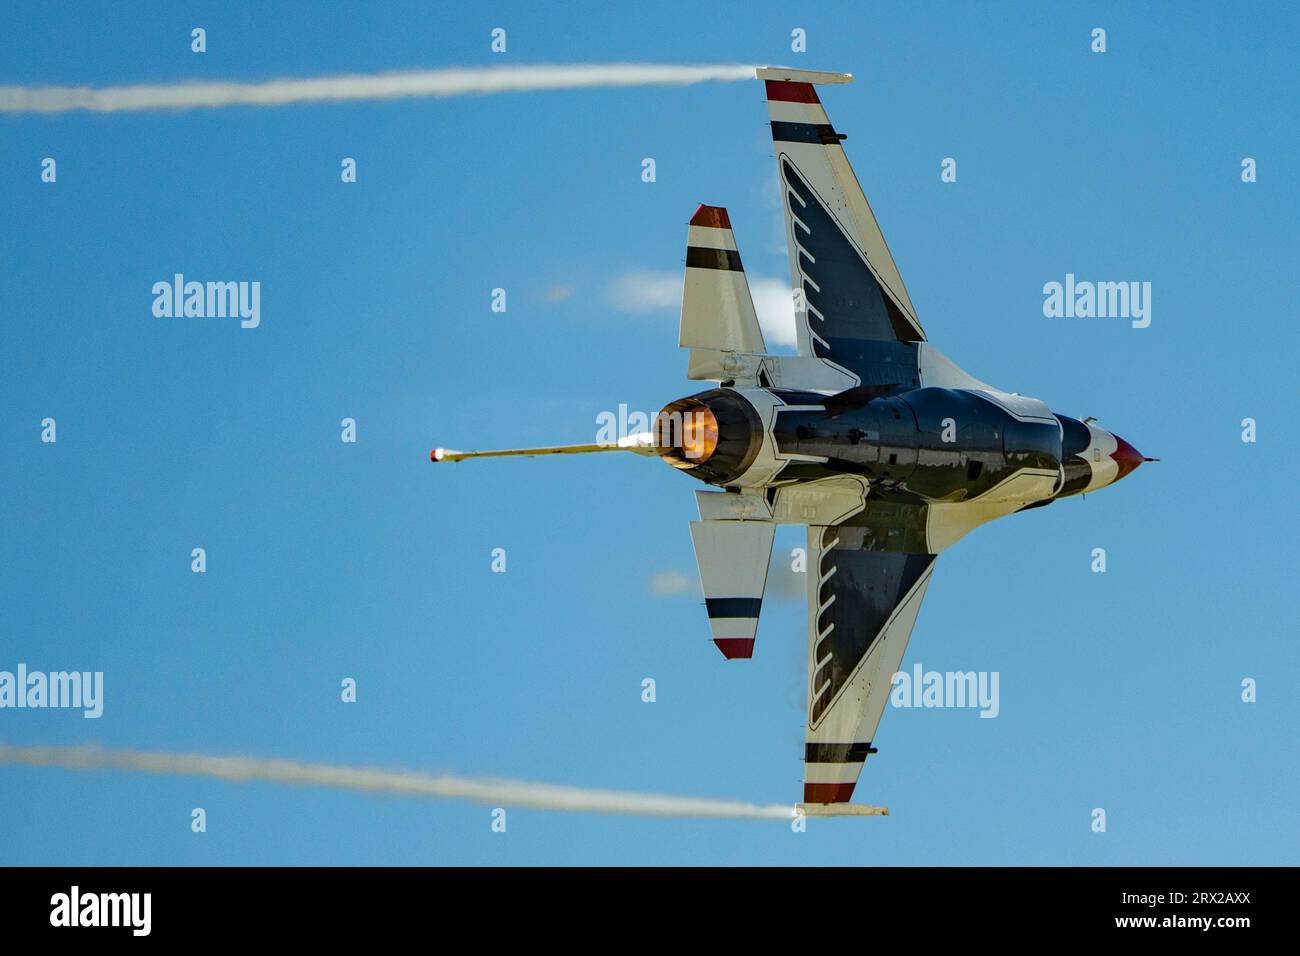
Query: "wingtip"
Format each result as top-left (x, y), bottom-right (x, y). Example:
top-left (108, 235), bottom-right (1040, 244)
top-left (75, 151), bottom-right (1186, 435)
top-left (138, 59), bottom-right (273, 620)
top-left (755, 66), bottom-right (853, 85)
top-left (795, 801), bottom-right (889, 817)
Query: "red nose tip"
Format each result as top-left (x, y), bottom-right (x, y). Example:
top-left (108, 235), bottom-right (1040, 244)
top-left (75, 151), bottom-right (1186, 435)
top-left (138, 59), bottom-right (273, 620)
top-left (1109, 435), bottom-right (1145, 482)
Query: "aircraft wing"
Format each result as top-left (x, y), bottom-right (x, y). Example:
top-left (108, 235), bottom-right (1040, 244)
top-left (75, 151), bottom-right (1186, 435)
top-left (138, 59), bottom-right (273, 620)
top-left (803, 501), bottom-right (937, 804)
top-left (759, 67), bottom-right (926, 386)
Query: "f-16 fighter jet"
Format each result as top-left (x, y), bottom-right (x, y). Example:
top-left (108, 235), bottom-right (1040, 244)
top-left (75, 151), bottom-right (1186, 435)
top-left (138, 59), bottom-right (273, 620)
top-left (432, 67), bottom-right (1153, 814)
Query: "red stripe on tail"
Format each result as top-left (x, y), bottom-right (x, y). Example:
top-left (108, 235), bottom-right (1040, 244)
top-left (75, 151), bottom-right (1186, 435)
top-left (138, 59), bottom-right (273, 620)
top-left (764, 80), bottom-right (820, 104)
top-left (803, 782), bottom-right (856, 803)
top-left (713, 638), bottom-right (755, 659)
top-left (690, 204), bottom-right (732, 229)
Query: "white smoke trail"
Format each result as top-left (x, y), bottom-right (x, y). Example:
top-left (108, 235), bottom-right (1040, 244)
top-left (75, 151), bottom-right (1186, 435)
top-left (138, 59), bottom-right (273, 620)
top-left (0, 63), bottom-right (756, 114)
top-left (0, 743), bottom-right (796, 821)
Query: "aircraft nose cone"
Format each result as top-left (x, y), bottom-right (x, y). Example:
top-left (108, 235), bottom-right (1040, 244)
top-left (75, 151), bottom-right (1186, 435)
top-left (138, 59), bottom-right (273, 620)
top-left (1109, 434), bottom-right (1146, 482)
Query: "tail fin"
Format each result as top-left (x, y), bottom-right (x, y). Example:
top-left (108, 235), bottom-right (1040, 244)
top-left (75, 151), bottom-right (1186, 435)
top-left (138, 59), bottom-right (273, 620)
top-left (678, 205), bottom-right (766, 356)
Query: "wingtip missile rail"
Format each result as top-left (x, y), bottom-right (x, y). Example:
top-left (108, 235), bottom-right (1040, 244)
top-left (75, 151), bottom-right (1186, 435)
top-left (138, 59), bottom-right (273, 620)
top-left (797, 803), bottom-right (890, 818)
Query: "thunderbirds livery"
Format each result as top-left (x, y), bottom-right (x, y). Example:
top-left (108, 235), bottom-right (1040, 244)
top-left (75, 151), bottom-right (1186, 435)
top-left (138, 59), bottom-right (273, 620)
top-left (432, 68), bottom-right (1152, 814)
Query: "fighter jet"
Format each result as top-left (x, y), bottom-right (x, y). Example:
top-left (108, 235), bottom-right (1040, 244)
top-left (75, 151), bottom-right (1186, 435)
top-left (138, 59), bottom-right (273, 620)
top-left (432, 67), bottom-right (1153, 814)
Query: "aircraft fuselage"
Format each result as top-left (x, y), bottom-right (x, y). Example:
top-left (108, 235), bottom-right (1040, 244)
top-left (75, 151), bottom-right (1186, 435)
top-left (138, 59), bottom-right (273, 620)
top-left (657, 383), bottom-right (1146, 509)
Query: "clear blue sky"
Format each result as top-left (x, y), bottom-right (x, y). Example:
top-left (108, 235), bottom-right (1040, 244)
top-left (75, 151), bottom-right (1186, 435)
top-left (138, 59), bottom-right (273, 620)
top-left (1, 1), bottom-right (1296, 865)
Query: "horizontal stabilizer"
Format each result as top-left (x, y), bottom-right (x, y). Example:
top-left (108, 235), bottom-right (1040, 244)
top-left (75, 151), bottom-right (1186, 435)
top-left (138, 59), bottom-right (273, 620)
top-left (689, 519), bottom-right (775, 659)
top-left (679, 204), bottom-right (766, 355)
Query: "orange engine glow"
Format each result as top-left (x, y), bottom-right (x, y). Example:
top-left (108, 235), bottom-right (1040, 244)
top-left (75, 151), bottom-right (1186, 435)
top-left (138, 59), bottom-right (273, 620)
top-left (656, 402), bottom-right (719, 469)
top-left (680, 407), bottom-right (719, 462)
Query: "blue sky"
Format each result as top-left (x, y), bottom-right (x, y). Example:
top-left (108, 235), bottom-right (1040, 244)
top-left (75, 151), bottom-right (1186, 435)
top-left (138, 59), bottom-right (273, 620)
top-left (1, 0), bottom-right (1297, 865)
